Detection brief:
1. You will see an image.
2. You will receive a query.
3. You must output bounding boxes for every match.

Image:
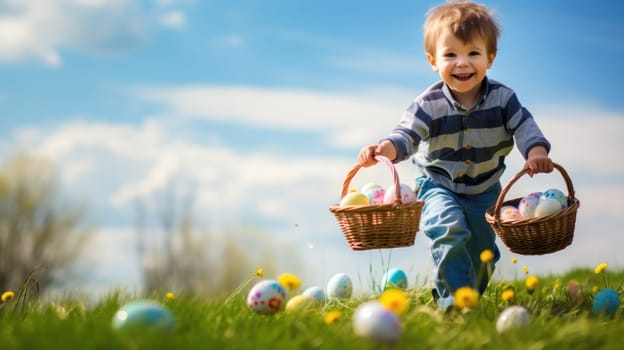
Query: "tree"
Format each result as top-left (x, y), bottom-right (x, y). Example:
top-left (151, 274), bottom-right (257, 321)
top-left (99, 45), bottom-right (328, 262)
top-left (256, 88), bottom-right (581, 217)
top-left (0, 153), bottom-right (90, 293)
top-left (134, 179), bottom-right (291, 297)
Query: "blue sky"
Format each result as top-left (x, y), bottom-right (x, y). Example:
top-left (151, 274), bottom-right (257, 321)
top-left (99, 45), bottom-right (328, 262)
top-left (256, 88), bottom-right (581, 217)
top-left (1, 0), bottom-right (623, 296)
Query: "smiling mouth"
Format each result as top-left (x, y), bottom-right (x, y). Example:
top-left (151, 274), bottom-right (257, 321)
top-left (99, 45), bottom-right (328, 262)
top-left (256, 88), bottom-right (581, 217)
top-left (453, 73), bottom-right (474, 81)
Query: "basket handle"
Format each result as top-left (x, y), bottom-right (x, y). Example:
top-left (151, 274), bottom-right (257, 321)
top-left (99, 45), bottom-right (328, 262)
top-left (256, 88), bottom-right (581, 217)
top-left (493, 162), bottom-right (576, 222)
top-left (340, 155), bottom-right (401, 202)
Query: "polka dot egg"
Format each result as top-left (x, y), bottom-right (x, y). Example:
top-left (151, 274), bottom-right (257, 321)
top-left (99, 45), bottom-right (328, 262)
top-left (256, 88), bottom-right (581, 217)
top-left (247, 279), bottom-right (287, 315)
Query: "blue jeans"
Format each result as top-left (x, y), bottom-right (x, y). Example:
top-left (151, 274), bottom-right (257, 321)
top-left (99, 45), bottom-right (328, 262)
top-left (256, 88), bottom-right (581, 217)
top-left (416, 177), bottom-right (501, 310)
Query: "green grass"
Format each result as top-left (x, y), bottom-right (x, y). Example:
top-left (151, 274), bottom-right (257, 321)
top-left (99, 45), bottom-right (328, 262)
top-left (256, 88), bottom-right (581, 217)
top-left (1, 269), bottom-right (623, 349)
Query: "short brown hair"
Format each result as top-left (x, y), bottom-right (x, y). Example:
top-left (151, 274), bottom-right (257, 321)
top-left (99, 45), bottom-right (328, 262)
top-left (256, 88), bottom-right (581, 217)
top-left (424, 1), bottom-right (500, 56)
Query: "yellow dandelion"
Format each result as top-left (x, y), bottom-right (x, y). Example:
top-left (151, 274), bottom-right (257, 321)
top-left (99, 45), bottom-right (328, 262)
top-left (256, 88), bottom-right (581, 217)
top-left (1, 291), bottom-right (15, 302)
top-left (454, 286), bottom-right (479, 309)
top-left (501, 289), bottom-right (515, 302)
top-left (380, 289), bottom-right (409, 315)
top-left (256, 268), bottom-right (264, 278)
top-left (278, 272), bottom-right (301, 292)
top-left (522, 265), bottom-right (529, 275)
top-left (324, 310), bottom-right (342, 324)
top-left (525, 276), bottom-right (539, 290)
top-left (594, 263), bottom-right (608, 275)
top-left (592, 285), bottom-right (600, 294)
top-left (480, 249), bottom-right (494, 263)
top-left (166, 292), bottom-right (176, 301)
top-left (554, 279), bottom-right (561, 290)
top-left (511, 257), bottom-right (518, 264)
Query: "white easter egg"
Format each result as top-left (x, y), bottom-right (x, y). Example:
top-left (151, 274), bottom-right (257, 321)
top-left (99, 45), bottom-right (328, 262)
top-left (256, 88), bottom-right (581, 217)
top-left (383, 184), bottom-right (417, 204)
top-left (360, 182), bottom-right (383, 194)
top-left (518, 194), bottom-right (539, 218)
top-left (247, 280), bottom-right (288, 315)
top-left (326, 273), bottom-right (352, 299)
top-left (353, 301), bottom-right (402, 343)
top-left (302, 286), bottom-right (325, 302)
top-left (500, 206), bottom-right (523, 221)
top-left (381, 268), bottom-right (408, 290)
top-left (534, 198), bottom-right (562, 217)
top-left (541, 188), bottom-right (567, 209)
top-left (496, 306), bottom-right (531, 333)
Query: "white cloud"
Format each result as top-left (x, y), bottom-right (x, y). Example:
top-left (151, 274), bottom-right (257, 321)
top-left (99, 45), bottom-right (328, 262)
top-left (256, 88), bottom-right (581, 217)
top-left (0, 0), bottom-right (187, 66)
top-left (159, 10), bottom-right (185, 29)
top-left (4, 85), bottom-right (624, 295)
top-left (134, 85), bottom-right (408, 148)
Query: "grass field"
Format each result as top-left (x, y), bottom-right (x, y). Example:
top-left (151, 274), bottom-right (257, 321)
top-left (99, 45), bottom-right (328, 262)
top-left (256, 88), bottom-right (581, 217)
top-left (0, 268), bottom-right (623, 349)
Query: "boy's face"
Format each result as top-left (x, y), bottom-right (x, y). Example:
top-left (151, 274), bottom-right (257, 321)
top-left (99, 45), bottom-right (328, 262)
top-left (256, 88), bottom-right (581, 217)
top-left (426, 28), bottom-right (495, 106)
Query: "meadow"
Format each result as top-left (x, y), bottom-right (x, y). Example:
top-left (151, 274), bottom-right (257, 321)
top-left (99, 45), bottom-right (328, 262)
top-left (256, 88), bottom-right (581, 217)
top-left (0, 267), bottom-right (623, 350)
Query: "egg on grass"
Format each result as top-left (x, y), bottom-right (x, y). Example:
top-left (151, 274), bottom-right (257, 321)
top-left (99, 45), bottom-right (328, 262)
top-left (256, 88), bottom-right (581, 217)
top-left (496, 305), bottom-right (531, 333)
top-left (302, 286), bottom-right (325, 302)
top-left (112, 300), bottom-right (175, 333)
top-left (353, 301), bottom-right (402, 343)
top-left (592, 288), bottom-right (620, 316)
top-left (326, 273), bottom-right (353, 299)
top-left (381, 268), bottom-right (408, 290)
top-left (247, 279), bottom-right (288, 315)
top-left (285, 294), bottom-right (314, 313)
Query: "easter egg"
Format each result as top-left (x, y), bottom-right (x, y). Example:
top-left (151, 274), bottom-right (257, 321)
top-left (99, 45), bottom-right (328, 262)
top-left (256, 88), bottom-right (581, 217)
top-left (541, 188), bottom-right (567, 209)
top-left (592, 288), bottom-right (620, 316)
top-left (285, 294), bottom-right (314, 313)
top-left (339, 191), bottom-right (370, 206)
top-left (496, 306), bottom-right (531, 333)
top-left (381, 268), bottom-right (408, 290)
top-left (302, 286), bottom-right (325, 302)
top-left (500, 206), bottom-right (522, 221)
top-left (518, 194), bottom-right (540, 218)
top-left (326, 273), bottom-right (352, 299)
top-left (363, 186), bottom-right (386, 205)
top-left (383, 184), bottom-right (417, 204)
top-left (360, 182), bottom-right (383, 194)
top-left (247, 279), bottom-right (288, 315)
top-left (112, 300), bottom-right (175, 333)
top-left (353, 301), bottom-right (402, 343)
top-left (534, 198), bottom-right (562, 217)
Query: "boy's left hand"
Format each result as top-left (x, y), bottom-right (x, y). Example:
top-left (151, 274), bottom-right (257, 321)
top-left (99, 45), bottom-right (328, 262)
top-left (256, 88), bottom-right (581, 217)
top-left (525, 145), bottom-right (554, 177)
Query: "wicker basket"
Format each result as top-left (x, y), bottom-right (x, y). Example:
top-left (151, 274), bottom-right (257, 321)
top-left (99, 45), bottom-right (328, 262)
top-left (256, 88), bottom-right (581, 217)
top-left (485, 163), bottom-right (580, 255)
top-left (329, 156), bottom-right (424, 251)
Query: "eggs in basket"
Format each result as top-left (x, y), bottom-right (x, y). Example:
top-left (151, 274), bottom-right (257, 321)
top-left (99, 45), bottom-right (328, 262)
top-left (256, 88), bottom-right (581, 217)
top-left (500, 188), bottom-right (568, 222)
top-left (339, 182), bottom-right (418, 207)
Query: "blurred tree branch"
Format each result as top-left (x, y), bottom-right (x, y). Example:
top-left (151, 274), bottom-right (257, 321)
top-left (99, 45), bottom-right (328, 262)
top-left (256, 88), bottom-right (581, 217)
top-left (0, 153), bottom-right (90, 293)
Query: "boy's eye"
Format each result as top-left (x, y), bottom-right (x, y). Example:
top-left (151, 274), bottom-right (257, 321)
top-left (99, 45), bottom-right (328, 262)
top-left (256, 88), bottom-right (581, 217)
top-left (469, 51), bottom-right (481, 56)
top-left (443, 52), bottom-right (456, 58)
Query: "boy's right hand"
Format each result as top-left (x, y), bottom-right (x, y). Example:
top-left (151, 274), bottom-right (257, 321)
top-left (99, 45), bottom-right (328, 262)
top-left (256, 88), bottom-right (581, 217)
top-left (358, 140), bottom-right (397, 167)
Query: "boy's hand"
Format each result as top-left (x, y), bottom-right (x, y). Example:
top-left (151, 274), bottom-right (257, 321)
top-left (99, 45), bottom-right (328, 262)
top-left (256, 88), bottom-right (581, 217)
top-left (358, 140), bottom-right (397, 167)
top-left (525, 145), bottom-right (554, 177)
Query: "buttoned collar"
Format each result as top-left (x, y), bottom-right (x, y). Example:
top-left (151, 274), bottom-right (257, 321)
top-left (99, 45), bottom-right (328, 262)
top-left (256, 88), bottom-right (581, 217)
top-left (441, 76), bottom-right (490, 112)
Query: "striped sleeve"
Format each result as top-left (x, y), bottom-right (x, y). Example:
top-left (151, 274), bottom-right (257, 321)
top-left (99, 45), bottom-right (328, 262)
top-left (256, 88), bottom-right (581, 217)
top-left (503, 92), bottom-right (551, 158)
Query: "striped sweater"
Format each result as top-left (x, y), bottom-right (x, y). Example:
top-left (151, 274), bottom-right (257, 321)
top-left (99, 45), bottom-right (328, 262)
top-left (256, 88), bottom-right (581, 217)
top-left (384, 77), bottom-right (550, 195)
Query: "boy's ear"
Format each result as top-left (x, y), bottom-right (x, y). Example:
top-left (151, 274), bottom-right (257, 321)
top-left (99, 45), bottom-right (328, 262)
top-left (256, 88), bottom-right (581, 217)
top-left (487, 53), bottom-right (496, 69)
top-left (426, 52), bottom-right (438, 72)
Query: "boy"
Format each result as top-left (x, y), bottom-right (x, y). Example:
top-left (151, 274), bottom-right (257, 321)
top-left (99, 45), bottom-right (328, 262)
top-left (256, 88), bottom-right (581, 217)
top-left (358, 1), bottom-right (553, 310)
